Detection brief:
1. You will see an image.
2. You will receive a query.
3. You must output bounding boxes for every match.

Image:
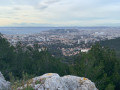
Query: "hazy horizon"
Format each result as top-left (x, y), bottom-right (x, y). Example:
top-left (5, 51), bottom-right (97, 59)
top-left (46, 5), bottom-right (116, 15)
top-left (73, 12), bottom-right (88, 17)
top-left (0, 27), bottom-right (120, 35)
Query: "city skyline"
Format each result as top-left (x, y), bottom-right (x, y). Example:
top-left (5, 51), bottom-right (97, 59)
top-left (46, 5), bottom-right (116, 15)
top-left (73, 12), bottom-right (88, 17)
top-left (0, 0), bottom-right (120, 27)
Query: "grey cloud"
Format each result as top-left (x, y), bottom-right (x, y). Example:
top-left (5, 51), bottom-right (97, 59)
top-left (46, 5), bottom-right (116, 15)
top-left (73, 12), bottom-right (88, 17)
top-left (45, 0), bottom-right (61, 4)
top-left (36, 0), bottom-right (61, 10)
top-left (37, 5), bottom-right (48, 9)
top-left (13, 7), bottom-right (21, 10)
top-left (36, 3), bottom-right (48, 9)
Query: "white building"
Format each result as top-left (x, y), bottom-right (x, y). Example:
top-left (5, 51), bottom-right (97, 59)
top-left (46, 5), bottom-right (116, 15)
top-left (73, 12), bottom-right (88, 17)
top-left (81, 48), bottom-right (90, 53)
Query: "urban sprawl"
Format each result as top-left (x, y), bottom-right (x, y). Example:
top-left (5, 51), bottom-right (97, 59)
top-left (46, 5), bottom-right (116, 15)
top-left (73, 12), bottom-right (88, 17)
top-left (3, 27), bottom-right (120, 56)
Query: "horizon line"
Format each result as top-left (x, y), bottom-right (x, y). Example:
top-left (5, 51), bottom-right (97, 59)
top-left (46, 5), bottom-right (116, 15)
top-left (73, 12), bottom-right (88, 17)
top-left (0, 26), bottom-right (120, 28)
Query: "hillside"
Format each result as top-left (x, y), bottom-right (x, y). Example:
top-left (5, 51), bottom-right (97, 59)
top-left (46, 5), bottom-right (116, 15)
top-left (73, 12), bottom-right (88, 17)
top-left (0, 34), bottom-right (120, 90)
top-left (100, 37), bottom-right (120, 56)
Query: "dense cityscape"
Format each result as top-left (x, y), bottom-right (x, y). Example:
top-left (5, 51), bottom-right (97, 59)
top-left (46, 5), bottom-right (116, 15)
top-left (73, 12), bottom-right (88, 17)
top-left (3, 27), bottom-right (120, 56)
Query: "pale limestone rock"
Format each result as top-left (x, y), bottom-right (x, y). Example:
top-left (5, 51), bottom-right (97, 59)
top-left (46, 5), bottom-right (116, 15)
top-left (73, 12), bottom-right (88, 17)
top-left (18, 73), bottom-right (98, 90)
top-left (0, 72), bottom-right (11, 90)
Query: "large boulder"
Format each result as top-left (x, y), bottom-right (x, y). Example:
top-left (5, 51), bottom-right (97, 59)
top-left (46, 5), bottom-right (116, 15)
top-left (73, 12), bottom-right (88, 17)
top-left (18, 73), bottom-right (98, 90)
top-left (0, 72), bottom-right (11, 90)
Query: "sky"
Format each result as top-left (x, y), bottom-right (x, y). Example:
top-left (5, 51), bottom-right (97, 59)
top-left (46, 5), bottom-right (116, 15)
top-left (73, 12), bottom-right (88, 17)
top-left (0, 0), bottom-right (120, 27)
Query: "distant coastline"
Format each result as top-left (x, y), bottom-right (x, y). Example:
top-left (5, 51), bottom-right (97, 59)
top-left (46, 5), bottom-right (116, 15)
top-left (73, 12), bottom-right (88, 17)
top-left (0, 27), bottom-right (120, 35)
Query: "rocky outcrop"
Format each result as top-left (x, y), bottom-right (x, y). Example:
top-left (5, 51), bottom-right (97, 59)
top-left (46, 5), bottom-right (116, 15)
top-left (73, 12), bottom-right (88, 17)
top-left (18, 73), bottom-right (98, 90)
top-left (0, 72), bottom-right (11, 90)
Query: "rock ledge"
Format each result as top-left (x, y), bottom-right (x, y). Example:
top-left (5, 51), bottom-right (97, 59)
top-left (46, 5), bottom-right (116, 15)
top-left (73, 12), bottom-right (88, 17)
top-left (18, 73), bottom-right (98, 90)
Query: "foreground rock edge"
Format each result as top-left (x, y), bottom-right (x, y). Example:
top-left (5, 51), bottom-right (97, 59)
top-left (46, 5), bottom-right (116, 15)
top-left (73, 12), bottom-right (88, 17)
top-left (0, 72), bottom-right (11, 90)
top-left (17, 73), bottom-right (98, 90)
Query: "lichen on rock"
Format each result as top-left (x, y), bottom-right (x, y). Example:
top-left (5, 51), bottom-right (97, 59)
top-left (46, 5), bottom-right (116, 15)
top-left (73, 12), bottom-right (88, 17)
top-left (17, 73), bottom-right (98, 90)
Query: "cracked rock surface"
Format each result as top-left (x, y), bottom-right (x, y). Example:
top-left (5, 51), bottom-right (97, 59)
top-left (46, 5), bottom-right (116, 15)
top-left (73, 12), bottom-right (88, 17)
top-left (18, 73), bottom-right (98, 90)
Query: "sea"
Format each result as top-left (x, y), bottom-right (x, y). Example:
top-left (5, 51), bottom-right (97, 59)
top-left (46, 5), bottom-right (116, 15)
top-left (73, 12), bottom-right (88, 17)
top-left (0, 27), bottom-right (79, 35)
top-left (0, 27), bottom-right (116, 35)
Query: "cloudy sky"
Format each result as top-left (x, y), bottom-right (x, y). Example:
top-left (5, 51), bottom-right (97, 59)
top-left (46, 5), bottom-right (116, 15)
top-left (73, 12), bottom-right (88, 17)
top-left (0, 0), bottom-right (120, 27)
